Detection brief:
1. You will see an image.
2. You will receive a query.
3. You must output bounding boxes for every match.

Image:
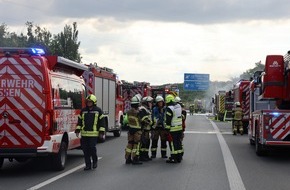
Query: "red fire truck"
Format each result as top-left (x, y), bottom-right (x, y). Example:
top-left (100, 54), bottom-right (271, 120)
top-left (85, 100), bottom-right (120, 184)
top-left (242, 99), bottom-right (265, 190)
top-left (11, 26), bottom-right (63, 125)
top-left (121, 81), bottom-right (152, 114)
top-left (233, 80), bottom-right (251, 134)
top-left (248, 54), bottom-right (290, 156)
top-left (0, 47), bottom-right (87, 170)
top-left (83, 63), bottom-right (123, 141)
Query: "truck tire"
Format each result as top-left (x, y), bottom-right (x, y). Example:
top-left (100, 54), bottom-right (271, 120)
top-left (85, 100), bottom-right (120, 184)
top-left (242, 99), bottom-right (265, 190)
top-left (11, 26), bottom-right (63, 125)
top-left (255, 134), bottom-right (266, 156)
top-left (52, 141), bottom-right (67, 171)
top-left (113, 130), bottom-right (121, 137)
top-left (0, 158), bottom-right (3, 169)
top-left (249, 138), bottom-right (255, 145)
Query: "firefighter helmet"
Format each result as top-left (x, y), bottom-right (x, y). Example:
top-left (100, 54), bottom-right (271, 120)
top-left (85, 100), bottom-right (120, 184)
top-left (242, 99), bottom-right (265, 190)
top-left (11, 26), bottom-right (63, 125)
top-left (235, 102), bottom-right (241, 106)
top-left (86, 94), bottom-right (97, 104)
top-left (131, 95), bottom-right (141, 105)
top-left (142, 96), bottom-right (153, 103)
top-left (155, 95), bottom-right (164, 103)
top-left (174, 96), bottom-right (181, 103)
top-left (165, 94), bottom-right (175, 104)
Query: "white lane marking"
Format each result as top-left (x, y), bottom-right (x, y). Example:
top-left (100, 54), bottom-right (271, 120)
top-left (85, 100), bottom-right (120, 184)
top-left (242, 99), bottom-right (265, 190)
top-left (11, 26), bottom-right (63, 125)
top-left (185, 131), bottom-right (233, 135)
top-left (26, 157), bottom-right (102, 190)
top-left (209, 119), bottom-right (246, 190)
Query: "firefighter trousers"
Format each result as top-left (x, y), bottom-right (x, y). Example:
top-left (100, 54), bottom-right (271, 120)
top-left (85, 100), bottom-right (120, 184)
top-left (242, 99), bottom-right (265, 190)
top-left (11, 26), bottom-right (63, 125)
top-left (233, 120), bottom-right (243, 135)
top-left (81, 136), bottom-right (98, 168)
top-left (125, 130), bottom-right (142, 161)
top-left (168, 131), bottom-right (183, 162)
top-left (151, 128), bottom-right (168, 157)
top-left (140, 130), bottom-right (151, 160)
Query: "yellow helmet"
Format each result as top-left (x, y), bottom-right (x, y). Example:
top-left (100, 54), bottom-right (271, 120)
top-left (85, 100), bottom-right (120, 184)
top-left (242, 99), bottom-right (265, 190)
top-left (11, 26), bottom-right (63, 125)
top-left (165, 94), bottom-right (175, 104)
top-left (86, 94), bottom-right (97, 104)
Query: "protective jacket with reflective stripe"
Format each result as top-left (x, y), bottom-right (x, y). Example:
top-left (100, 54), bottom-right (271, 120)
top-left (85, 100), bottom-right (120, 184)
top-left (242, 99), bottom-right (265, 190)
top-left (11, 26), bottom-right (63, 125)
top-left (233, 107), bottom-right (243, 121)
top-left (139, 105), bottom-right (153, 131)
top-left (127, 108), bottom-right (142, 130)
top-left (76, 105), bottom-right (105, 137)
top-left (165, 103), bottom-right (183, 132)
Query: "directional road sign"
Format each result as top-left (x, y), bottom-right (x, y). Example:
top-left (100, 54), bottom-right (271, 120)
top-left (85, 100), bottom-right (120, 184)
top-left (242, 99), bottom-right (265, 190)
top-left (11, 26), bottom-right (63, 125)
top-left (183, 73), bottom-right (209, 91)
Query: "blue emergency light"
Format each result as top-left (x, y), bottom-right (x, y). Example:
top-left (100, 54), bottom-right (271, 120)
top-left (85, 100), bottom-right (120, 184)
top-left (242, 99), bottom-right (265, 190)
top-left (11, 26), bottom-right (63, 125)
top-left (0, 47), bottom-right (46, 56)
top-left (30, 48), bottom-right (45, 55)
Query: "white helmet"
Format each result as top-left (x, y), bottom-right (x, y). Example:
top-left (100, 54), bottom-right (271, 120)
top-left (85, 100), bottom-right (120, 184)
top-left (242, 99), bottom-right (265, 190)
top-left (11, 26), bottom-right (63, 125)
top-left (131, 95), bottom-right (141, 104)
top-left (235, 102), bottom-right (241, 106)
top-left (142, 96), bottom-right (153, 103)
top-left (174, 96), bottom-right (181, 103)
top-left (155, 95), bottom-right (164, 103)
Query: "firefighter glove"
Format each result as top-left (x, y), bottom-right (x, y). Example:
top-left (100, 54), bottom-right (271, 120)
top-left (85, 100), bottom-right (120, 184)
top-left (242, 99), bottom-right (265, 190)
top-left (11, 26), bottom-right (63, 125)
top-left (167, 133), bottom-right (173, 142)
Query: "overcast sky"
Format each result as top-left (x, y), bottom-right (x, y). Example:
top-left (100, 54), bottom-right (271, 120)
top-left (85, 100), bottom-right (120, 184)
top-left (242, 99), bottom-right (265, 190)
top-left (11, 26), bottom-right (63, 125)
top-left (2, 0), bottom-right (290, 85)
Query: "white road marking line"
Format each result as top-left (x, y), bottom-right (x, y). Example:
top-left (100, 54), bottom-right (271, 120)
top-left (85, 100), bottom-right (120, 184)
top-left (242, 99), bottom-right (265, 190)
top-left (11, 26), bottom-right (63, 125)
top-left (185, 131), bottom-right (233, 135)
top-left (209, 119), bottom-right (246, 190)
top-left (26, 157), bottom-right (102, 190)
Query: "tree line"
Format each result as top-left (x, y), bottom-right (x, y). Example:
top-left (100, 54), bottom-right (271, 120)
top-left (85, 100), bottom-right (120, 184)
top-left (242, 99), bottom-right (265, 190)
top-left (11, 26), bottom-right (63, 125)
top-left (0, 21), bottom-right (81, 62)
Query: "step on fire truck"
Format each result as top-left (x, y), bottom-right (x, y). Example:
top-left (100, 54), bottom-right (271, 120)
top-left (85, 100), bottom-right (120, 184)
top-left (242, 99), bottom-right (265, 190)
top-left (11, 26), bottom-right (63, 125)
top-left (233, 80), bottom-right (251, 134)
top-left (83, 63), bottom-right (123, 142)
top-left (249, 53), bottom-right (290, 156)
top-left (0, 47), bottom-right (87, 170)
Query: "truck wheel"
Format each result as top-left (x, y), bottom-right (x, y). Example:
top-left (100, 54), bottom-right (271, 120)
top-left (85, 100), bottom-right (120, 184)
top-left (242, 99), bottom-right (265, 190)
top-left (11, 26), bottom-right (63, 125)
top-left (255, 135), bottom-right (266, 156)
top-left (52, 141), bottom-right (67, 171)
top-left (249, 139), bottom-right (255, 145)
top-left (113, 130), bottom-right (121, 137)
top-left (0, 158), bottom-right (4, 169)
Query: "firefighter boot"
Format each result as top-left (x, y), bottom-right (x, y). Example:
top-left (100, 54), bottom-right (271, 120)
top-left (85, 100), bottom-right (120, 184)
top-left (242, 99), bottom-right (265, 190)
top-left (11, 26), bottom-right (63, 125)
top-left (166, 156), bottom-right (177, 163)
top-left (233, 126), bottom-right (237, 135)
top-left (125, 157), bottom-right (132, 164)
top-left (93, 161), bottom-right (98, 169)
top-left (239, 127), bottom-right (244, 135)
top-left (161, 151), bottom-right (168, 158)
top-left (132, 157), bottom-right (143, 165)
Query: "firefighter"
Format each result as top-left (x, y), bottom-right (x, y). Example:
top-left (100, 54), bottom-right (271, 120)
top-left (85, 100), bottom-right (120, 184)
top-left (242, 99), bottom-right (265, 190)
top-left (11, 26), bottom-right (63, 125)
top-left (151, 95), bottom-right (168, 159)
top-left (124, 95), bottom-right (143, 165)
top-left (139, 96), bottom-right (154, 161)
top-left (75, 94), bottom-right (105, 171)
top-left (189, 104), bottom-right (194, 115)
top-left (232, 102), bottom-right (243, 135)
top-left (174, 96), bottom-right (186, 157)
top-left (165, 94), bottom-right (183, 163)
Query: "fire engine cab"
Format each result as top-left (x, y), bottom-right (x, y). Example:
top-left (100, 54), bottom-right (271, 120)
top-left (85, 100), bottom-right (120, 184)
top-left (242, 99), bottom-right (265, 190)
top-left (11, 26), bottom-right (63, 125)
top-left (249, 53), bottom-right (290, 156)
top-left (0, 47), bottom-right (87, 170)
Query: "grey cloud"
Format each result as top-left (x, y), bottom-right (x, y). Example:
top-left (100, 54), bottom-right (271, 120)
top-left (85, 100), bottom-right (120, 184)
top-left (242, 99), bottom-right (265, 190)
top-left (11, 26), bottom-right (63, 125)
top-left (2, 0), bottom-right (290, 26)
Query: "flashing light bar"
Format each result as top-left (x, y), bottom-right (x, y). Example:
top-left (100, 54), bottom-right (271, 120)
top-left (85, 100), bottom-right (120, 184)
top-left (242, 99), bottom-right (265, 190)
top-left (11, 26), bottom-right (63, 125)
top-left (30, 48), bottom-right (45, 55)
top-left (0, 47), bottom-right (46, 56)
